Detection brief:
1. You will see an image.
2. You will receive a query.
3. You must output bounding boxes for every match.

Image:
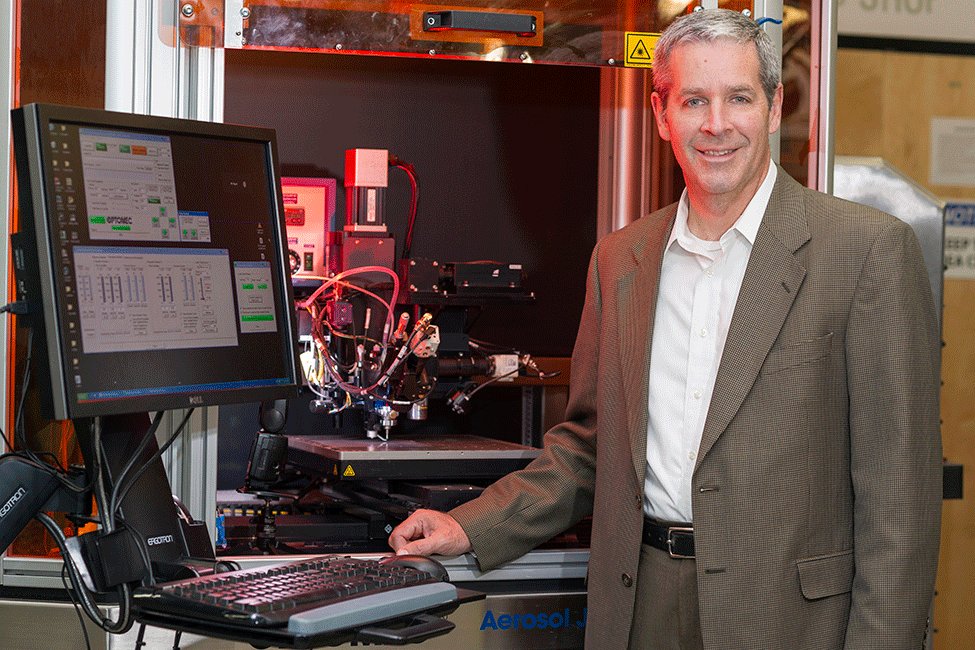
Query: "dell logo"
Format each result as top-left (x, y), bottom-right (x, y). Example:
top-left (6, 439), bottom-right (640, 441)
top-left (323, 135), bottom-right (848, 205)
top-left (0, 488), bottom-right (26, 519)
top-left (147, 534), bottom-right (174, 546)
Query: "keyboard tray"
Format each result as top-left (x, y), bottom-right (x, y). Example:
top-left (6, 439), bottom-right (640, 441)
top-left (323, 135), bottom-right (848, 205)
top-left (130, 555), bottom-right (483, 647)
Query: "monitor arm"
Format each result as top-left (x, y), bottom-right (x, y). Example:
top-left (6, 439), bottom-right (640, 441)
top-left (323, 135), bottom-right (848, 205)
top-left (0, 454), bottom-right (90, 554)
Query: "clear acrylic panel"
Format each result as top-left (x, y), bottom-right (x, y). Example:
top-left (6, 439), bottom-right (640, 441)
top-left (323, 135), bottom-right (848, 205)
top-left (178, 0), bottom-right (755, 66)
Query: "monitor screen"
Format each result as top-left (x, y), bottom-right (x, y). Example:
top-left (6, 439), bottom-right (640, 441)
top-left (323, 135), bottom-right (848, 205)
top-left (12, 104), bottom-right (302, 420)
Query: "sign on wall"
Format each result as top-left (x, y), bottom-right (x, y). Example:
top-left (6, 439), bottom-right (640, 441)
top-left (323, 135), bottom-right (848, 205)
top-left (838, 0), bottom-right (975, 43)
top-left (930, 118), bottom-right (975, 188)
top-left (944, 203), bottom-right (975, 279)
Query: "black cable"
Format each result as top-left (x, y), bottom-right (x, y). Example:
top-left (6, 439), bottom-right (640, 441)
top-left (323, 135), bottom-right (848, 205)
top-left (14, 326), bottom-right (34, 451)
top-left (0, 301), bottom-right (28, 315)
top-left (2, 327), bottom-right (93, 497)
top-left (105, 412), bottom-right (165, 531)
top-left (82, 418), bottom-right (113, 541)
top-left (134, 624), bottom-right (148, 650)
top-left (463, 305), bottom-right (483, 334)
top-left (4, 309), bottom-right (136, 636)
top-left (469, 338), bottom-right (518, 354)
top-left (110, 409), bottom-right (194, 523)
top-left (4, 311), bottom-right (66, 481)
top-left (80, 421), bottom-right (153, 611)
top-left (0, 449), bottom-right (93, 497)
top-left (466, 366), bottom-right (522, 399)
top-left (109, 410), bottom-right (190, 519)
top-left (390, 155), bottom-right (419, 260)
top-left (61, 563), bottom-right (94, 650)
top-left (9, 328), bottom-right (60, 470)
top-left (0, 424), bottom-right (16, 455)
top-left (36, 512), bottom-right (134, 634)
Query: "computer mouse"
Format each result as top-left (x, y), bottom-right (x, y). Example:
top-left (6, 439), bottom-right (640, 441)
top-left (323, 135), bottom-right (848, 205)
top-left (379, 554), bottom-right (450, 582)
top-left (214, 560), bottom-right (241, 573)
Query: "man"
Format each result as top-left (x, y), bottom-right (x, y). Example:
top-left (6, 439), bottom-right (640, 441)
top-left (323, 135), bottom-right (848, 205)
top-left (390, 9), bottom-right (942, 650)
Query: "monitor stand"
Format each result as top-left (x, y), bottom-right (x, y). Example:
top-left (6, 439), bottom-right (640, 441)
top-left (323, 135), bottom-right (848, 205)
top-left (75, 412), bottom-right (218, 586)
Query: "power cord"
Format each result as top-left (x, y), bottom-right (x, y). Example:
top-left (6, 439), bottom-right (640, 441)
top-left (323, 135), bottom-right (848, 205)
top-left (0, 301), bottom-right (28, 316)
top-left (35, 512), bottom-right (134, 634)
top-left (110, 409), bottom-right (193, 518)
top-left (104, 413), bottom-right (165, 532)
top-left (389, 154), bottom-right (419, 261)
top-left (2, 297), bottom-right (159, 636)
top-left (61, 563), bottom-right (94, 650)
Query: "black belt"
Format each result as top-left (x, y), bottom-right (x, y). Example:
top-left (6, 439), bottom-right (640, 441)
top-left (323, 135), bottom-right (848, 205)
top-left (643, 517), bottom-right (695, 558)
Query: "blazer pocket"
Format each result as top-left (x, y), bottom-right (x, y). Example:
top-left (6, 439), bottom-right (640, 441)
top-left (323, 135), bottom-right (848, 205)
top-left (796, 549), bottom-right (854, 600)
top-left (760, 332), bottom-right (833, 376)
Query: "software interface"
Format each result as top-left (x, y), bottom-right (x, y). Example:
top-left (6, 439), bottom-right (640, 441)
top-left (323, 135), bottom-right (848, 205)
top-left (44, 120), bottom-right (291, 408)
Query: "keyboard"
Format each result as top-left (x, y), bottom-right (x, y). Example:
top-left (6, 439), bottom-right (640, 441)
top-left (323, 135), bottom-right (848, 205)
top-left (131, 555), bottom-right (459, 636)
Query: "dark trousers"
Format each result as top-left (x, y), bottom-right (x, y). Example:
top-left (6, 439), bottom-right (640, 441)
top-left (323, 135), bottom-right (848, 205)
top-left (627, 543), bottom-right (704, 650)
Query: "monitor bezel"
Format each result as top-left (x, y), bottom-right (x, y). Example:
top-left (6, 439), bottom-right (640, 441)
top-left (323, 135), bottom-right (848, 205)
top-left (12, 103), bottom-right (302, 421)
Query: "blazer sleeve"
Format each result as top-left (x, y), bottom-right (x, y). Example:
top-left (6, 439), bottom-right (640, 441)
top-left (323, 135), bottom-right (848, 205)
top-left (843, 217), bottom-right (942, 648)
top-left (448, 242), bottom-right (603, 571)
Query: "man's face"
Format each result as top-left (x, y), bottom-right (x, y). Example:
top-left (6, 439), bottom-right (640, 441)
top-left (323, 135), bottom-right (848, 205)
top-left (651, 39), bottom-right (783, 207)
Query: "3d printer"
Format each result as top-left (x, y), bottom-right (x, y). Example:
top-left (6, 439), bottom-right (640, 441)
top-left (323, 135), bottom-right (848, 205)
top-left (221, 148), bottom-right (564, 556)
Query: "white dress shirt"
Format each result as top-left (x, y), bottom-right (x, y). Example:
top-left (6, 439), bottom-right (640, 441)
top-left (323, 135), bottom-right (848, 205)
top-left (644, 163), bottom-right (777, 523)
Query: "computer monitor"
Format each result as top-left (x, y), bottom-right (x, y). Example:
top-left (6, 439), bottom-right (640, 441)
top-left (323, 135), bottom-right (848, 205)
top-left (11, 103), bottom-right (302, 421)
top-left (9, 104), bottom-right (302, 581)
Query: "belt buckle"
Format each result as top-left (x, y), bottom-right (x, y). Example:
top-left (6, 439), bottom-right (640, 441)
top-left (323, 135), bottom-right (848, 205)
top-left (666, 526), bottom-right (694, 559)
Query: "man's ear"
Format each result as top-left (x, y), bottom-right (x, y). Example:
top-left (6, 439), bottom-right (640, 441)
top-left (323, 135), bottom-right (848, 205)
top-left (651, 91), bottom-right (671, 141)
top-left (768, 83), bottom-right (784, 135)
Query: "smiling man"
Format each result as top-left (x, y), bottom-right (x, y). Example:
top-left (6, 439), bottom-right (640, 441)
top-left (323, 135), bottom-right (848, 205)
top-left (650, 32), bottom-right (782, 240)
top-left (390, 9), bottom-right (942, 650)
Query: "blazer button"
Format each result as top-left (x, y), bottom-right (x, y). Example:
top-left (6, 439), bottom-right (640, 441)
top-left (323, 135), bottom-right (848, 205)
top-left (622, 573), bottom-right (633, 588)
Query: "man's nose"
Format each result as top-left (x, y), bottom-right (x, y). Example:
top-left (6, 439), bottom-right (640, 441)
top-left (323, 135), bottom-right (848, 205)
top-left (702, 103), bottom-right (731, 134)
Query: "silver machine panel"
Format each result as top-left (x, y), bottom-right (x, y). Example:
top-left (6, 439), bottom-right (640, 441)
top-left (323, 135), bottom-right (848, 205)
top-left (833, 156), bottom-right (945, 327)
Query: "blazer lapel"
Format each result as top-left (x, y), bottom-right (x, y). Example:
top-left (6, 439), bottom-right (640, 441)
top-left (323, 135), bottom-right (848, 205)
top-left (618, 207), bottom-right (677, 481)
top-left (697, 170), bottom-right (811, 464)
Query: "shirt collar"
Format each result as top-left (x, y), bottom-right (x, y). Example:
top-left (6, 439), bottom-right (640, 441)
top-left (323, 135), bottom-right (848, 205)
top-left (669, 162), bottom-right (777, 249)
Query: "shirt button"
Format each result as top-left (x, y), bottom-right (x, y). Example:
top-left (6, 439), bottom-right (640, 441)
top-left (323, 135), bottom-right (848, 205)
top-left (706, 268), bottom-right (714, 277)
top-left (693, 391), bottom-right (702, 399)
top-left (700, 328), bottom-right (708, 337)
top-left (688, 451), bottom-right (697, 461)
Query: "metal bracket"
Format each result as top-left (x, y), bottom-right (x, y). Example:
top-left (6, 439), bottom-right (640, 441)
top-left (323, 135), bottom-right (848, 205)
top-left (224, 0), bottom-right (246, 48)
top-left (422, 10), bottom-right (536, 37)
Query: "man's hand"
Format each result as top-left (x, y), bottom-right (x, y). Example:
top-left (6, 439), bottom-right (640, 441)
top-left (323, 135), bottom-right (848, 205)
top-left (388, 509), bottom-right (473, 557)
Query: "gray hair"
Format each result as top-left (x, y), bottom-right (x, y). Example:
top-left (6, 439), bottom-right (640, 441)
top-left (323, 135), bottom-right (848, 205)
top-left (652, 8), bottom-right (781, 108)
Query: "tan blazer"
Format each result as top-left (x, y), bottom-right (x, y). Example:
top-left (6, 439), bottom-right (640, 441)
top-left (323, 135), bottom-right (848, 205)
top-left (450, 168), bottom-right (942, 650)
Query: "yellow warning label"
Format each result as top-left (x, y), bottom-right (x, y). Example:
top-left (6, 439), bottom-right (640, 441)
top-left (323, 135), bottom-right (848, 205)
top-left (343, 465), bottom-right (356, 478)
top-left (624, 32), bottom-right (660, 68)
